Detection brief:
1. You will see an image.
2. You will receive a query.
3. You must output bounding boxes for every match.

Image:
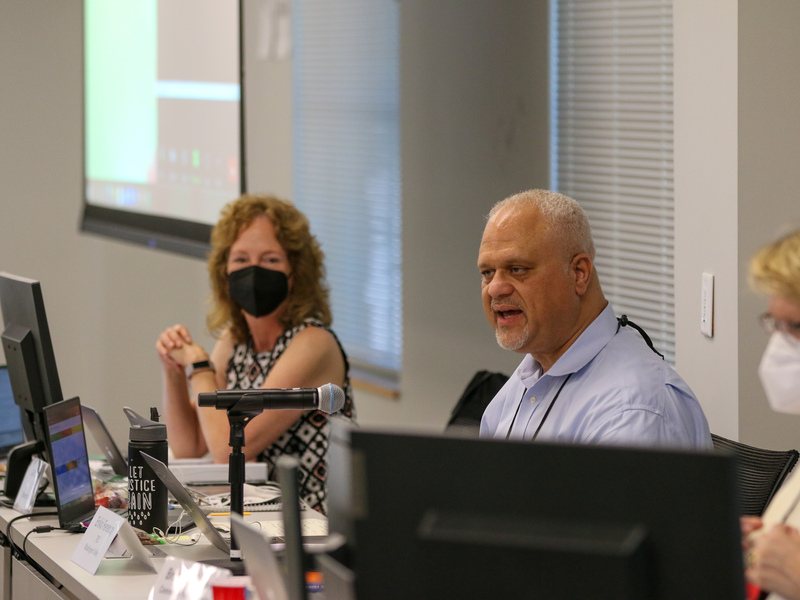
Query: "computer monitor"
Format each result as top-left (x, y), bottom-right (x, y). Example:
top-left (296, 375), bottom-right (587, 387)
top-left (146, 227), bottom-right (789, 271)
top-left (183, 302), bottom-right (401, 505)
top-left (0, 365), bottom-right (25, 455)
top-left (327, 428), bottom-right (745, 600)
top-left (0, 272), bottom-right (65, 497)
top-left (0, 272), bottom-right (64, 444)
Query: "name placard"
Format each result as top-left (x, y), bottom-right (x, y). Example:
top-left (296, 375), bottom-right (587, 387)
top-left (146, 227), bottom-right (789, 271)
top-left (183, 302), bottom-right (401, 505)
top-left (71, 506), bottom-right (125, 574)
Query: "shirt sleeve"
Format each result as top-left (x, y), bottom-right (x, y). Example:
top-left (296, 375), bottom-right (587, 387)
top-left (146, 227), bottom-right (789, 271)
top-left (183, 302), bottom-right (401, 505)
top-left (585, 386), bottom-right (712, 450)
top-left (587, 407), bottom-right (687, 448)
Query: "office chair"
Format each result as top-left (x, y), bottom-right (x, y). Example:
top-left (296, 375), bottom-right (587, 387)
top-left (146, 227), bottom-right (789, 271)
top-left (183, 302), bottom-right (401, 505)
top-left (711, 433), bottom-right (799, 516)
top-left (445, 370), bottom-right (509, 437)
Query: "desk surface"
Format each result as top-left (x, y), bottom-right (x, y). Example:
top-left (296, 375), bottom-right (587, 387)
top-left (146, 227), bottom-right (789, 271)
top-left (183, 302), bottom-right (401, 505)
top-left (0, 506), bottom-right (296, 600)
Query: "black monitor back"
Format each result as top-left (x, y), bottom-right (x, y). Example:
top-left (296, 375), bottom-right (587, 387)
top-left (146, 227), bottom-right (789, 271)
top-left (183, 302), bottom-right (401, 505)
top-left (344, 431), bottom-right (745, 600)
top-left (0, 273), bottom-right (65, 498)
top-left (0, 272), bottom-right (64, 441)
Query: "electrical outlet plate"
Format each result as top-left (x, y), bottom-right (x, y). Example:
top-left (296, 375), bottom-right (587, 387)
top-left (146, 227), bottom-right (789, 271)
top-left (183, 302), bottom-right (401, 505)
top-left (700, 272), bottom-right (714, 338)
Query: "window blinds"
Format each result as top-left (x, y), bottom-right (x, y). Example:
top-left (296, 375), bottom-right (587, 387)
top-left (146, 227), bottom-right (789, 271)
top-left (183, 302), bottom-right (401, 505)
top-left (553, 0), bottom-right (676, 363)
top-left (293, 0), bottom-right (402, 377)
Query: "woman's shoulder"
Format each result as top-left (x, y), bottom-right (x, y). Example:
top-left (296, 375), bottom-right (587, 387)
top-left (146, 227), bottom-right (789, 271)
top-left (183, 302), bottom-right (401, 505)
top-left (287, 318), bottom-right (341, 349)
top-left (273, 319), bottom-right (350, 389)
top-left (283, 317), bottom-right (336, 339)
top-left (281, 320), bottom-right (350, 374)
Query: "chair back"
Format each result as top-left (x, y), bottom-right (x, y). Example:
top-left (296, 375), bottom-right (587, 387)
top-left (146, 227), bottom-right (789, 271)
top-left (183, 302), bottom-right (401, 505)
top-left (445, 371), bottom-right (508, 437)
top-left (711, 433), bottom-right (799, 516)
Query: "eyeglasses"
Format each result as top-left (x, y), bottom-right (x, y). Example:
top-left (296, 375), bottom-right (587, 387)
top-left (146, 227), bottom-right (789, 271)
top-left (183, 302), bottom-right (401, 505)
top-left (759, 313), bottom-right (800, 338)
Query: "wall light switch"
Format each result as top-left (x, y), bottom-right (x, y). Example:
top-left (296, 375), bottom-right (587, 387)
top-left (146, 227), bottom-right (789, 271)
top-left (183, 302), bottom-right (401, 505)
top-left (700, 272), bottom-right (714, 338)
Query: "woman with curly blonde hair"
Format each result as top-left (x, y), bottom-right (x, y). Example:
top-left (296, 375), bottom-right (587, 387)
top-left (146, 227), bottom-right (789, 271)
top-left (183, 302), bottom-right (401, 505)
top-left (157, 194), bottom-right (355, 512)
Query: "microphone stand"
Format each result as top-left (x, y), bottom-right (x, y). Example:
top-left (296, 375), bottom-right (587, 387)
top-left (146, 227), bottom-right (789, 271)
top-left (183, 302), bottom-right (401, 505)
top-left (197, 387), bottom-right (341, 569)
top-left (225, 401), bottom-right (264, 560)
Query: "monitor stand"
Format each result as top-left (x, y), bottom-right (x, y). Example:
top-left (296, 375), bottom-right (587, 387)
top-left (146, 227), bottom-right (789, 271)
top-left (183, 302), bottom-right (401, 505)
top-left (4, 440), bottom-right (42, 499)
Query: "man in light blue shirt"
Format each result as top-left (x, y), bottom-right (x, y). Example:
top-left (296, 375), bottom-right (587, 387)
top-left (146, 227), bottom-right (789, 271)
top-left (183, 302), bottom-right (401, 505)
top-left (477, 189), bottom-right (711, 449)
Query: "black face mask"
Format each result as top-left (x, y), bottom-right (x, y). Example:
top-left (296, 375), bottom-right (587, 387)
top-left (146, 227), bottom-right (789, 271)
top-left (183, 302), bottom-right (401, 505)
top-left (228, 265), bottom-right (289, 318)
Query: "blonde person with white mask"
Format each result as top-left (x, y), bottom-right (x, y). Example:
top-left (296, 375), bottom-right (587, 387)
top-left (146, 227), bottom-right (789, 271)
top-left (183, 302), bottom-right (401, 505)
top-left (743, 227), bottom-right (800, 599)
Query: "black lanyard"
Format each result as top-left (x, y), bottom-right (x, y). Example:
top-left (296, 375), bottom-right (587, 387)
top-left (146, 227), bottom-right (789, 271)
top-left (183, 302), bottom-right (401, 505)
top-left (505, 373), bottom-right (573, 440)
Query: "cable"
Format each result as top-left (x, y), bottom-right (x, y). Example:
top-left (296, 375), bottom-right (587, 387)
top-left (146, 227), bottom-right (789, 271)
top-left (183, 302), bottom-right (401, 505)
top-left (617, 314), bottom-right (665, 360)
top-left (4, 512), bottom-right (58, 560)
top-left (17, 522), bottom-right (85, 561)
top-left (22, 528), bottom-right (43, 558)
top-left (153, 509), bottom-right (200, 547)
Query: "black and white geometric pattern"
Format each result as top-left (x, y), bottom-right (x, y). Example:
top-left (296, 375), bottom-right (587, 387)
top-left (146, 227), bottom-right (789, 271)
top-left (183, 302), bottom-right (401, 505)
top-left (226, 318), bottom-right (355, 513)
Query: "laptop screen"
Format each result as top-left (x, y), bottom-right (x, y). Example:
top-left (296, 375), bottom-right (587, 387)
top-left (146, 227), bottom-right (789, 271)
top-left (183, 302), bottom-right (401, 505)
top-left (43, 397), bottom-right (96, 527)
top-left (0, 366), bottom-right (25, 454)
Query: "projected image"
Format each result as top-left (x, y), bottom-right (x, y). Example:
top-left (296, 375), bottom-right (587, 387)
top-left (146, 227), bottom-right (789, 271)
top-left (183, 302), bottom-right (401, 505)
top-left (84, 0), bottom-right (240, 228)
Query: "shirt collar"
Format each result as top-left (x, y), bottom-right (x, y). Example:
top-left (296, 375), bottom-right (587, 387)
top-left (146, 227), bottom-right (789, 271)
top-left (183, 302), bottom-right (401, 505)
top-left (520, 303), bottom-right (618, 381)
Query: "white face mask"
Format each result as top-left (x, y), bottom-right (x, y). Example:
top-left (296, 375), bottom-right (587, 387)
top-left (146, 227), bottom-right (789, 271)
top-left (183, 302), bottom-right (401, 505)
top-left (759, 331), bottom-right (800, 414)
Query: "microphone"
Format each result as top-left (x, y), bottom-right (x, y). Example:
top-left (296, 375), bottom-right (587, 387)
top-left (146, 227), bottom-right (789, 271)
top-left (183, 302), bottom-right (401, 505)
top-left (198, 383), bottom-right (346, 415)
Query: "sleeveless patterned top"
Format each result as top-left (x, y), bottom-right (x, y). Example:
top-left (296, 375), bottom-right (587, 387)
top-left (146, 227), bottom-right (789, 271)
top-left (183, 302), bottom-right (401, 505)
top-left (225, 318), bottom-right (356, 513)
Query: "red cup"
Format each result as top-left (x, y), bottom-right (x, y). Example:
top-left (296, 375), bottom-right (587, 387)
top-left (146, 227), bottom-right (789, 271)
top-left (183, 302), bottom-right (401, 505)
top-left (211, 576), bottom-right (251, 600)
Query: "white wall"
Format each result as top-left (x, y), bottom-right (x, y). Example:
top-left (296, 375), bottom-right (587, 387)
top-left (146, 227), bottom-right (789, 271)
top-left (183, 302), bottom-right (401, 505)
top-left (0, 0), bottom-right (548, 451)
top-left (674, 0), bottom-right (800, 449)
top-left (673, 0), bottom-right (740, 439)
top-left (242, 0), bottom-right (294, 200)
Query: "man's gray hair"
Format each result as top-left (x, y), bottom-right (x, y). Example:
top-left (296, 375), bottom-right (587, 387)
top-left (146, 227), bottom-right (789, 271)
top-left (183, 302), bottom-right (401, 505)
top-left (488, 189), bottom-right (595, 259)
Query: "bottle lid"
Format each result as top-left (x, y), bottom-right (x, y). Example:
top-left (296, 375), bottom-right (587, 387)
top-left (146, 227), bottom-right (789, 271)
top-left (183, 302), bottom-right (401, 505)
top-left (123, 406), bottom-right (167, 441)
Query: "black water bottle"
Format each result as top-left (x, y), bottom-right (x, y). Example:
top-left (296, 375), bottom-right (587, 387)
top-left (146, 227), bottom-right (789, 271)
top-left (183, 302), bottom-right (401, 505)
top-left (124, 406), bottom-right (168, 533)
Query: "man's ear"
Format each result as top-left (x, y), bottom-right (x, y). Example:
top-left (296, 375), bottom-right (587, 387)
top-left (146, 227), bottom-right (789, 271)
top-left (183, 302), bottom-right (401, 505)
top-left (571, 253), bottom-right (593, 296)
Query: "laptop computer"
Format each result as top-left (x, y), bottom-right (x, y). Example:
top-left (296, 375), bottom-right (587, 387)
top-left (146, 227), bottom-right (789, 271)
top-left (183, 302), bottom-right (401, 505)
top-left (42, 396), bottom-right (96, 529)
top-left (81, 405), bottom-right (127, 477)
top-left (140, 451), bottom-right (257, 575)
top-left (140, 451), bottom-right (232, 555)
top-left (0, 365), bottom-right (25, 457)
